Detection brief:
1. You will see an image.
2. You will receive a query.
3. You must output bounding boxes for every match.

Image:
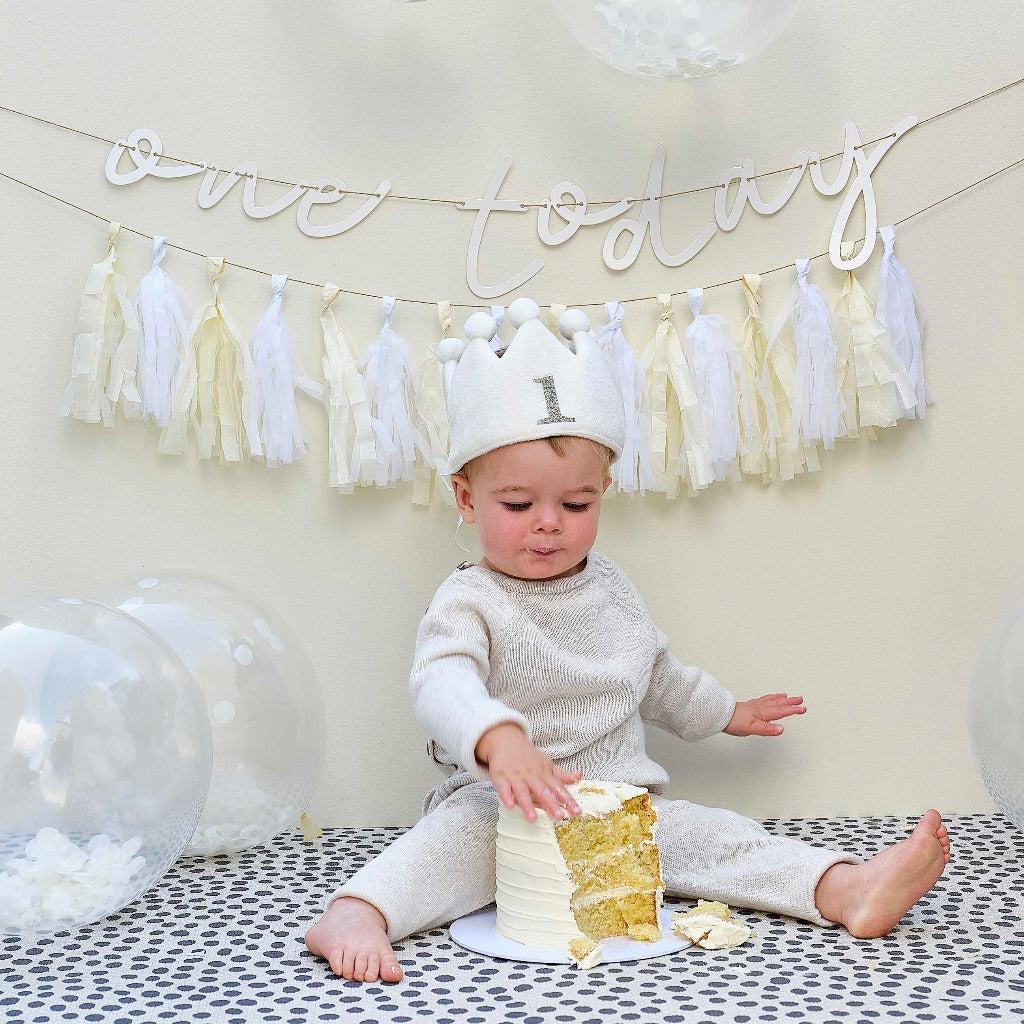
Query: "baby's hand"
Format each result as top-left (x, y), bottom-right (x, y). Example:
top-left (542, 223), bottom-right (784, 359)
top-left (724, 693), bottom-right (806, 737)
top-left (475, 722), bottom-right (583, 822)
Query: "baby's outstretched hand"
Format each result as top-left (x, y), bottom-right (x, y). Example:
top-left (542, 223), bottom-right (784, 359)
top-left (724, 693), bottom-right (806, 737)
top-left (475, 722), bottom-right (583, 822)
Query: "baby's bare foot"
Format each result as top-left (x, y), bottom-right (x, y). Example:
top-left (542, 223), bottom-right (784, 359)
top-left (305, 896), bottom-right (403, 983)
top-left (823, 809), bottom-right (949, 939)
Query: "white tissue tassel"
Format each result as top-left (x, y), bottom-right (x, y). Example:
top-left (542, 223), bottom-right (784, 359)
top-left (876, 225), bottom-right (932, 419)
top-left (595, 302), bottom-right (653, 494)
top-left (684, 289), bottom-right (750, 481)
top-left (250, 275), bottom-right (322, 467)
top-left (769, 259), bottom-right (844, 451)
top-left (359, 296), bottom-right (429, 486)
top-left (135, 235), bottom-right (190, 428)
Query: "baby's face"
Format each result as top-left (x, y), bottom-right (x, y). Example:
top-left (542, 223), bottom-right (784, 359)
top-left (453, 438), bottom-right (611, 581)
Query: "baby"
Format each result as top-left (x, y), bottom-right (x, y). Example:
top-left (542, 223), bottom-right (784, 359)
top-left (305, 301), bottom-right (949, 984)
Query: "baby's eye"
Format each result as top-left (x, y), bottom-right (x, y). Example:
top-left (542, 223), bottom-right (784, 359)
top-left (502, 502), bottom-right (531, 512)
top-left (563, 503), bottom-right (592, 512)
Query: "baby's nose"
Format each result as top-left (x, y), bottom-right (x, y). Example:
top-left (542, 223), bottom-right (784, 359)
top-left (534, 506), bottom-right (562, 531)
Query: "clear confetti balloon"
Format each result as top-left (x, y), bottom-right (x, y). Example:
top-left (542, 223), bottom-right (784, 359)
top-left (970, 605), bottom-right (1024, 833)
top-left (97, 575), bottom-right (326, 857)
top-left (551, 0), bottom-right (799, 79)
top-left (0, 597), bottom-right (212, 936)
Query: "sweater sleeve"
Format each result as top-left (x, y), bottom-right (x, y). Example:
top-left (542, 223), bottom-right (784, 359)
top-left (639, 627), bottom-right (737, 741)
top-left (409, 579), bottom-right (531, 781)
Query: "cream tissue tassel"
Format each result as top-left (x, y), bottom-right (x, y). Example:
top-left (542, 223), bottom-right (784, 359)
top-left (250, 275), bottom-right (323, 468)
top-left (834, 242), bottom-right (916, 436)
top-left (135, 235), bottom-right (190, 428)
top-left (60, 222), bottom-right (139, 425)
top-left (411, 302), bottom-right (457, 506)
top-left (593, 302), bottom-right (653, 495)
top-left (750, 274), bottom-right (821, 483)
top-left (876, 224), bottom-right (933, 420)
top-left (161, 257), bottom-right (259, 462)
top-left (641, 295), bottom-right (712, 498)
top-left (321, 284), bottom-right (376, 493)
top-left (736, 275), bottom-right (769, 480)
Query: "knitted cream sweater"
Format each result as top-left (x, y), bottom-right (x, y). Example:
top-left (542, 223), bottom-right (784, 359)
top-left (410, 551), bottom-right (737, 796)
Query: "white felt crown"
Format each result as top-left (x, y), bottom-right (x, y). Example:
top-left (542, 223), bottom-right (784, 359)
top-left (439, 297), bottom-right (625, 474)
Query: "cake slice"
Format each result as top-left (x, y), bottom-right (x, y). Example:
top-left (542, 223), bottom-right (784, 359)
top-left (495, 780), bottom-right (664, 947)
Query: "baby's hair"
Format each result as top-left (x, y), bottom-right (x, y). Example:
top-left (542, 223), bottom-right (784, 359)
top-left (458, 436), bottom-right (613, 483)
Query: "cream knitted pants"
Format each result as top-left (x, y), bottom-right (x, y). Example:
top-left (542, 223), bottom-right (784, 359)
top-left (329, 781), bottom-right (859, 942)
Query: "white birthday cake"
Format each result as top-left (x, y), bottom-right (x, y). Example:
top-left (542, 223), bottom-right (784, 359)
top-left (495, 780), bottom-right (664, 948)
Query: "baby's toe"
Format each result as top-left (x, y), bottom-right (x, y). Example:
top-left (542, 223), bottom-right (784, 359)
top-left (353, 952), bottom-right (368, 981)
top-left (381, 954), bottom-right (404, 983)
top-left (341, 950), bottom-right (356, 980)
top-left (365, 953), bottom-right (380, 982)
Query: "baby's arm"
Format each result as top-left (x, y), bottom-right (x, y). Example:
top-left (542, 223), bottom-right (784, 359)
top-left (642, 629), bottom-right (805, 740)
top-left (639, 628), bottom-right (737, 741)
top-left (475, 723), bottom-right (582, 821)
top-left (409, 583), bottom-right (530, 782)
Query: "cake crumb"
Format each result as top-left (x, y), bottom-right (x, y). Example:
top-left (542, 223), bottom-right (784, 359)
top-left (679, 899), bottom-right (731, 922)
top-left (568, 935), bottom-right (603, 969)
top-left (671, 901), bottom-right (753, 950)
top-left (626, 923), bottom-right (662, 943)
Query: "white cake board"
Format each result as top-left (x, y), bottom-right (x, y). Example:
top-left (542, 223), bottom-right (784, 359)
top-left (449, 906), bottom-right (687, 964)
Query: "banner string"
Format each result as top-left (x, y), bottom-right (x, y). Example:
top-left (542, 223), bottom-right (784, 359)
top-left (0, 74), bottom-right (1020, 208)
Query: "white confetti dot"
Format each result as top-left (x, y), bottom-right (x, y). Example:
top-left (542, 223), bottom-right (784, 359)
top-left (254, 618), bottom-right (271, 638)
top-left (138, 578), bottom-right (160, 589)
top-left (121, 596), bottom-right (145, 612)
top-left (233, 645), bottom-right (254, 666)
top-left (269, 635), bottom-right (286, 654)
top-left (59, 597), bottom-right (83, 605)
top-left (212, 701), bottom-right (236, 725)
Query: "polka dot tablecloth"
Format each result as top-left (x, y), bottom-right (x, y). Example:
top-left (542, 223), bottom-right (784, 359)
top-left (3, 815), bottom-right (1022, 1024)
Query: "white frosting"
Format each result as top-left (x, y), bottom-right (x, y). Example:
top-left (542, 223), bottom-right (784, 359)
top-left (494, 780), bottom-right (657, 948)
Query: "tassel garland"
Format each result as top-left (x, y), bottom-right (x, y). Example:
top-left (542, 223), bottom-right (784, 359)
top-left (62, 225), bottom-right (932, 499)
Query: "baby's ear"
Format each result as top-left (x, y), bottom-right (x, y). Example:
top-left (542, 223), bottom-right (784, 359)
top-left (451, 473), bottom-right (475, 520)
top-left (602, 476), bottom-right (612, 493)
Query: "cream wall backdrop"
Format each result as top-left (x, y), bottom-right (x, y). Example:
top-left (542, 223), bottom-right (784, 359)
top-left (1, 1), bottom-right (1021, 826)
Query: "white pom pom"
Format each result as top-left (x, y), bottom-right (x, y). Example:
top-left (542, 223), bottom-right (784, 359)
top-left (437, 337), bottom-right (465, 364)
top-left (464, 312), bottom-right (498, 342)
top-left (558, 308), bottom-right (591, 341)
top-left (509, 297), bottom-right (541, 328)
